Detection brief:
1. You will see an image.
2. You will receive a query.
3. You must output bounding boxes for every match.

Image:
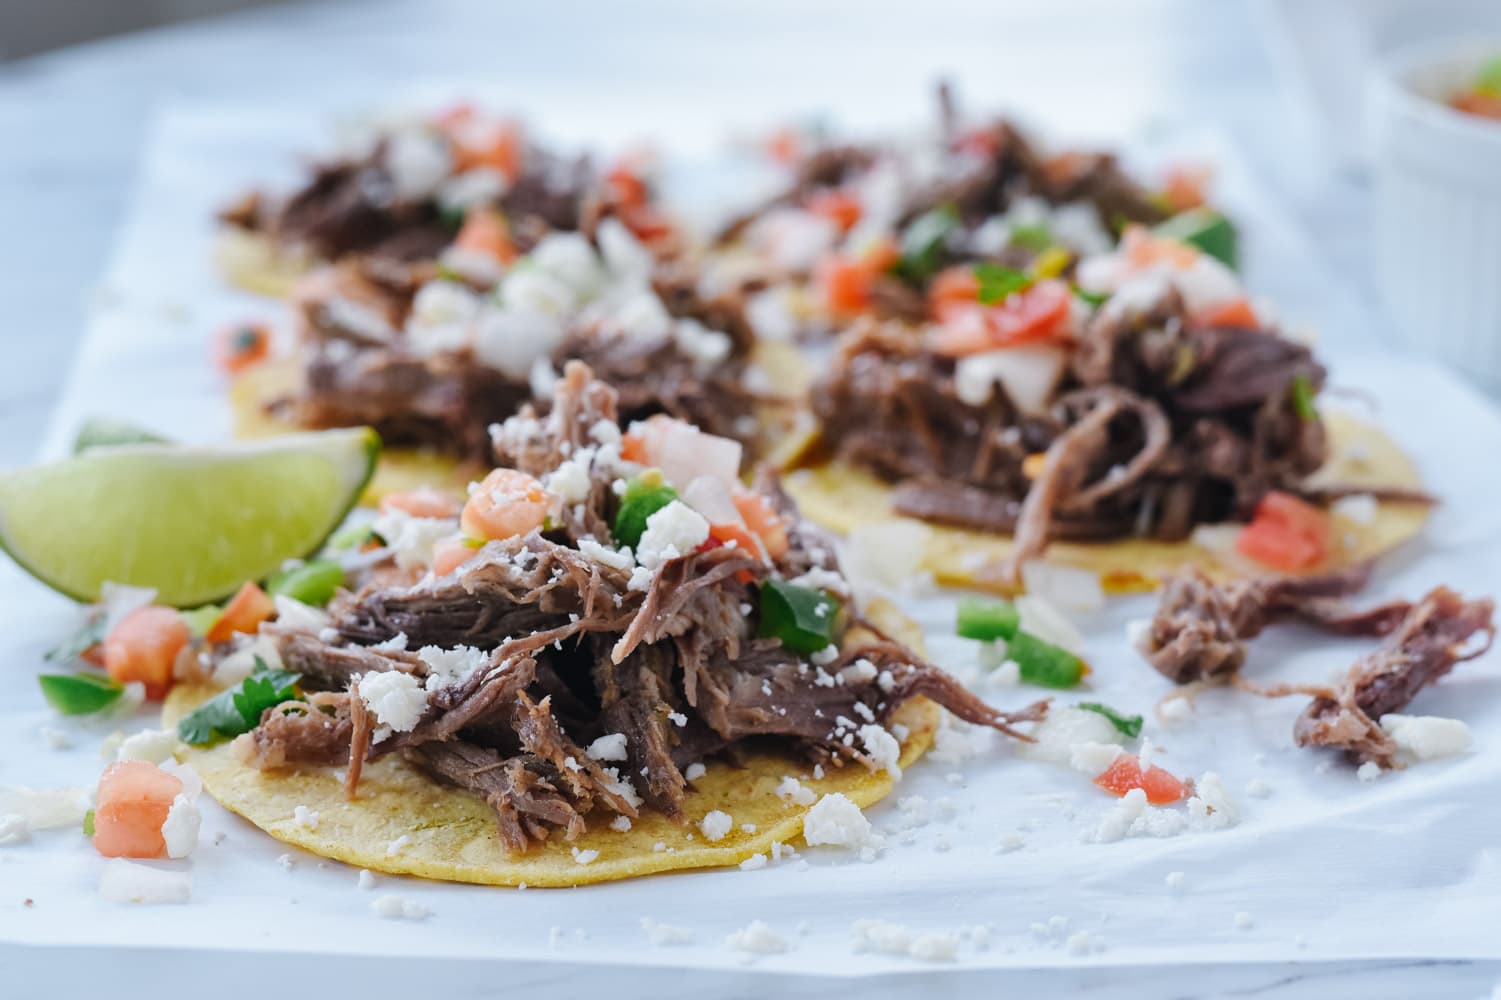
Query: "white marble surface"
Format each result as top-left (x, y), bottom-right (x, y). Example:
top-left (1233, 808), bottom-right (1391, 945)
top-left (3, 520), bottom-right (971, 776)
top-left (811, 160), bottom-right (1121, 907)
top-left (1, 1), bottom-right (1499, 996)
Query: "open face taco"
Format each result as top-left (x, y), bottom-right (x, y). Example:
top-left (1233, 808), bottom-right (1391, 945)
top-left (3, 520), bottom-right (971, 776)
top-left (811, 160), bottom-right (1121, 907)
top-left (166, 362), bottom-right (1042, 886)
top-left (217, 103), bottom-right (679, 296)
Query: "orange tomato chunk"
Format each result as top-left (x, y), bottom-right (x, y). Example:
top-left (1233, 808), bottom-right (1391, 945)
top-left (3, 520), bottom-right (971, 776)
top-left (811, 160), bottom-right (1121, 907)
top-left (214, 323), bottom-right (271, 375)
top-left (461, 468), bottom-right (555, 542)
top-left (93, 761), bottom-right (183, 859)
top-left (380, 487), bottom-right (461, 520)
top-left (732, 491), bottom-right (789, 560)
top-left (104, 607), bottom-right (189, 701)
top-left (1093, 753), bottom-right (1186, 805)
top-left (205, 581), bottom-right (275, 645)
top-left (1235, 491), bottom-right (1331, 572)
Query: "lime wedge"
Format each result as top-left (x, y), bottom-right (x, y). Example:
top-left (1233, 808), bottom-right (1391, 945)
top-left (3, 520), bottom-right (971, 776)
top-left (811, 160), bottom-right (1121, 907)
top-left (0, 428), bottom-right (379, 606)
top-left (72, 417), bottom-right (171, 454)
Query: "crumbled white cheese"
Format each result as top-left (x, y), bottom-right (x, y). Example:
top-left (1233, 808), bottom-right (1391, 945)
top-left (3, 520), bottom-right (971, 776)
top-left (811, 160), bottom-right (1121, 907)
top-left (158, 794), bottom-right (200, 859)
top-left (1379, 714), bottom-right (1472, 760)
top-left (802, 793), bottom-right (878, 849)
top-left (700, 810), bottom-right (733, 842)
top-left (578, 537), bottom-right (634, 573)
top-left (586, 733), bottom-right (629, 762)
top-left (1246, 778), bottom-right (1273, 799)
top-left (98, 859), bottom-right (192, 904)
top-left (436, 166), bottom-right (508, 213)
top-left (857, 724), bottom-right (902, 779)
top-left (667, 711), bottom-right (687, 727)
top-left (671, 318), bottom-right (733, 369)
top-left (1015, 707), bottom-right (1123, 764)
top-left (373, 633), bottom-right (410, 652)
top-left (570, 847), bottom-right (600, 865)
top-left (292, 805), bottom-right (320, 831)
top-left (385, 834), bottom-right (411, 856)
top-left (407, 280), bottom-right (480, 356)
top-left (1068, 741), bottom-right (1123, 776)
top-left (849, 920), bottom-right (959, 962)
top-left (596, 218), bottom-right (654, 282)
top-left (116, 729), bottom-right (177, 764)
top-left (640, 917), bottom-right (695, 946)
top-left (725, 920), bottom-right (788, 955)
top-left (609, 815), bottom-right (632, 833)
top-left (684, 762), bottom-right (707, 782)
top-left (1331, 493), bottom-right (1379, 525)
top-left (775, 776), bottom-right (816, 807)
top-left (1186, 772), bottom-right (1238, 830)
top-left (384, 128), bottom-right (452, 201)
top-left (544, 447), bottom-right (596, 504)
top-left (358, 671), bottom-right (428, 733)
top-left (739, 853), bottom-right (768, 871)
top-left (635, 501), bottom-right (710, 570)
top-left (1066, 930), bottom-right (1101, 956)
top-left (371, 509), bottom-right (454, 570)
top-left (372, 895), bottom-right (431, 921)
top-left (416, 644), bottom-right (488, 693)
top-left (357, 870), bottom-right (376, 891)
top-left (1357, 761), bottom-right (1383, 783)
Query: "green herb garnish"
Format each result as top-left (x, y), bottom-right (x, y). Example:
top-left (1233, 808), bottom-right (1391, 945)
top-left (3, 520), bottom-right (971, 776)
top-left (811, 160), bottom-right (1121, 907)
top-left (956, 597), bottom-right (1021, 642)
top-left (1071, 286), bottom-right (1109, 308)
top-left (37, 673), bottom-right (124, 716)
top-left (329, 521), bottom-right (375, 551)
top-left (894, 205), bottom-right (959, 284)
top-left (1290, 372), bottom-right (1317, 421)
top-left (612, 472), bottom-right (679, 550)
top-left (758, 579), bottom-right (841, 654)
top-left (1077, 701), bottom-right (1144, 738)
top-left (83, 810), bottom-right (95, 837)
top-left (1476, 56), bottom-right (1501, 97)
top-left (266, 559), bottom-right (346, 608)
top-left (973, 263), bottom-right (1032, 305)
top-left (1007, 631), bottom-right (1087, 689)
top-left (177, 657), bottom-right (302, 746)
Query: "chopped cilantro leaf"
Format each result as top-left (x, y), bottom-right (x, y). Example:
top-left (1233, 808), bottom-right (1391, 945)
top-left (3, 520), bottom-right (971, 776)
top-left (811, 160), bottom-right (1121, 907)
top-left (178, 657), bottom-right (302, 746)
top-left (1077, 701), bottom-right (1144, 738)
top-left (973, 263), bottom-right (1032, 304)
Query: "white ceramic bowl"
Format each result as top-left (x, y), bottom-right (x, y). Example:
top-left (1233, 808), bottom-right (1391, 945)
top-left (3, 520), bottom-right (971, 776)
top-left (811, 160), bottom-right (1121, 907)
top-left (1370, 40), bottom-right (1501, 390)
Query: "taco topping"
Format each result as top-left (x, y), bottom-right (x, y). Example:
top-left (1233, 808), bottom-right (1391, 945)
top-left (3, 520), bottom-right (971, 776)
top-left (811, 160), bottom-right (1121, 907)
top-left (223, 362), bottom-right (1046, 852)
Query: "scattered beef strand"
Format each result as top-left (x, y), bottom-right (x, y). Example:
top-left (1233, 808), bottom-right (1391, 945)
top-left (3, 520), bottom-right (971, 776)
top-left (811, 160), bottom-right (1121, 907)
top-left (237, 362), bottom-right (1047, 852)
top-left (1294, 588), bottom-right (1494, 767)
top-left (1142, 563), bottom-right (1412, 685)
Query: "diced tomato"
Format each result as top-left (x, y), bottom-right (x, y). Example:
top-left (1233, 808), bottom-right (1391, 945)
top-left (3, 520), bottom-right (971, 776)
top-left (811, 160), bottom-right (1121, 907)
top-left (432, 536), bottom-right (478, 576)
top-left (807, 189), bottom-right (862, 233)
top-left (380, 487), bottom-right (462, 520)
top-left (606, 162), bottom-right (650, 208)
top-left (1236, 491), bottom-right (1331, 571)
top-left (618, 204), bottom-right (676, 246)
top-left (205, 582), bottom-right (275, 645)
top-left (93, 761), bottom-right (183, 859)
top-left (454, 207), bottom-right (517, 265)
top-left (930, 279), bottom-right (1072, 357)
top-left (103, 607), bottom-right (189, 700)
top-left (213, 322), bottom-right (271, 376)
top-left (1451, 91), bottom-right (1501, 121)
top-left (1093, 753), bottom-right (1186, 806)
top-left (765, 126), bottom-right (801, 166)
top-left (928, 267), bottom-right (982, 322)
top-left (461, 468), bottom-right (556, 542)
top-left (1162, 163), bottom-right (1212, 214)
top-left (732, 491), bottom-right (789, 560)
top-left (619, 431), bottom-right (649, 464)
top-left (709, 521), bottom-right (766, 560)
top-left (1192, 297), bottom-right (1259, 330)
top-left (1122, 225), bottom-right (1199, 271)
top-left (816, 254), bottom-right (874, 317)
top-left (860, 235), bottom-right (901, 274)
top-left (451, 121), bottom-right (523, 180)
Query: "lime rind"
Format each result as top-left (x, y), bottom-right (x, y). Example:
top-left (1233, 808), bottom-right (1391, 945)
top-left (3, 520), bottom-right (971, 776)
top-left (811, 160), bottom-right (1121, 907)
top-left (0, 428), bottom-right (380, 607)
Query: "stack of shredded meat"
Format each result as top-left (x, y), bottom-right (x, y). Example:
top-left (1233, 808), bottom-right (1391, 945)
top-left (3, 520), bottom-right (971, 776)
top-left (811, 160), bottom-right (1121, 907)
top-left (271, 253), bottom-right (765, 463)
top-left (814, 290), bottom-right (1327, 563)
top-left (235, 363), bottom-right (1044, 852)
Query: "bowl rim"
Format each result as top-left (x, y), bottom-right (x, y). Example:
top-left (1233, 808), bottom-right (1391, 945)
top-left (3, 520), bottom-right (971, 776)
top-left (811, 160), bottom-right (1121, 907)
top-left (1372, 37), bottom-right (1501, 144)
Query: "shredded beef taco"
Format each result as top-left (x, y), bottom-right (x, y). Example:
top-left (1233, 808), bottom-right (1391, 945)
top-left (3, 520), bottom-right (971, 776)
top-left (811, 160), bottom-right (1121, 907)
top-left (168, 362), bottom-right (1043, 886)
top-left (217, 104), bottom-right (678, 295)
top-left (784, 235), bottom-right (1429, 593)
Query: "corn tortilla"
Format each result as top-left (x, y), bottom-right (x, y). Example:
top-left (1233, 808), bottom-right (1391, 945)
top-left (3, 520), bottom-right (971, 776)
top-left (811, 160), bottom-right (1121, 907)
top-left (163, 600), bottom-right (939, 887)
top-left (784, 409), bottom-right (1429, 595)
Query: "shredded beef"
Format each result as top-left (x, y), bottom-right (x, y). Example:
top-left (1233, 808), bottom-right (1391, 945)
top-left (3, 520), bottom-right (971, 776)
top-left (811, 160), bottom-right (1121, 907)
top-left (241, 362), bottom-right (1047, 854)
top-left (1142, 564), bottom-right (1409, 685)
top-left (1293, 588), bottom-right (1494, 766)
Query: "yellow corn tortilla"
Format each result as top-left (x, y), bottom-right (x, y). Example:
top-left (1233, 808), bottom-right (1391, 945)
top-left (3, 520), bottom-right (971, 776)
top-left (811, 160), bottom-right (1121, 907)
top-left (229, 340), bottom-right (813, 507)
top-left (785, 409), bottom-right (1429, 595)
top-left (162, 600), bottom-right (939, 887)
top-left (217, 229), bottom-right (313, 298)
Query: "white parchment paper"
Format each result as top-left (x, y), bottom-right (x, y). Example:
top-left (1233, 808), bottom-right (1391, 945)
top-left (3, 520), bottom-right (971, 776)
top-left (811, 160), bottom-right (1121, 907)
top-left (2, 103), bottom-right (1499, 979)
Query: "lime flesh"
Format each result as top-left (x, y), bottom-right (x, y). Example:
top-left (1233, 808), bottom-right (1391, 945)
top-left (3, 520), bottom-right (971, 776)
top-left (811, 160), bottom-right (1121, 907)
top-left (0, 428), bottom-right (379, 606)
